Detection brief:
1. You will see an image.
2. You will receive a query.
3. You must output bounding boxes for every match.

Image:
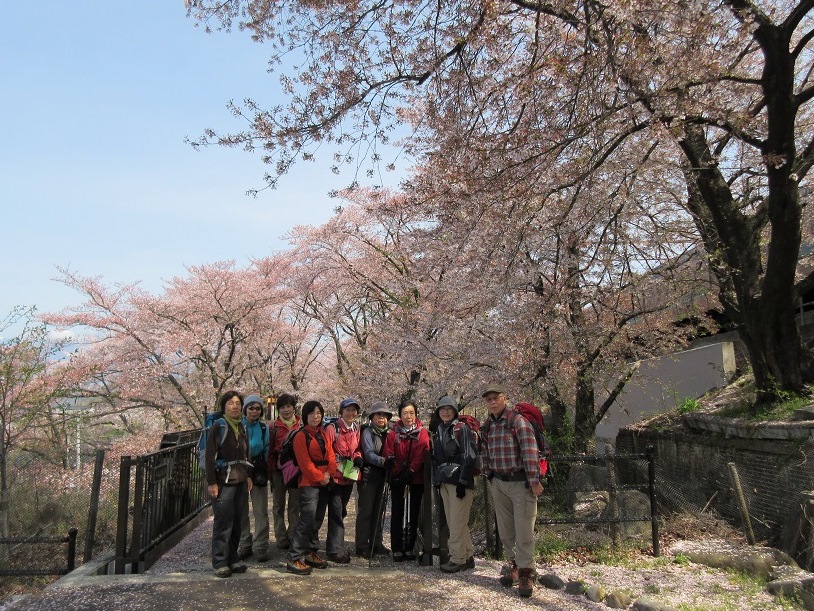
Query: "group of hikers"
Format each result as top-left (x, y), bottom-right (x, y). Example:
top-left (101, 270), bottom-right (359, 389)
top-left (203, 386), bottom-right (546, 598)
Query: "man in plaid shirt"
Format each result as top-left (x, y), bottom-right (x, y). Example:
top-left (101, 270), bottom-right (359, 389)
top-left (481, 386), bottom-right (544, 598)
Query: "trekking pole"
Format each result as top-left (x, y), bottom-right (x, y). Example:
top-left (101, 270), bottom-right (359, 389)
top-left (369, 469), bottom-right (391, 568)
top-left (403, 479), bottom-right (411, 559)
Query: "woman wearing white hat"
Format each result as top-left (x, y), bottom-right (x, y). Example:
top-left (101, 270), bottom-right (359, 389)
top-left (354, 401), bottom-right (394, 557)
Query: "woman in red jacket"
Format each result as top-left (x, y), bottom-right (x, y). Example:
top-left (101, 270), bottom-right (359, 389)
top-left (267, 393), bottom-right (301, 550)
top-left (320, 398), bottom-right (363, 563)
top-left (383, 400), bottom-right (430, 561)
top-left (286, 400), bottom-right (340, 575)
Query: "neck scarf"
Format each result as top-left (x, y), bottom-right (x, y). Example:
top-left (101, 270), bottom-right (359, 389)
top-left (223, 415), bottom-right (242, 439)
top-left (281, 415), bottom-right (296, 428)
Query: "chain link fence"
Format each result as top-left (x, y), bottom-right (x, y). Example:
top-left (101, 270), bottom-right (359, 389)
top-left (422, 448), bottom-right (659, 564)
top-left (1, 445), bottom-right (129, 597)
top-left (617, 427), bottom-right (814, 570)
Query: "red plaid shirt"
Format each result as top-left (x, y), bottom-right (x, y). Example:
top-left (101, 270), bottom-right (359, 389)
top-left (482, 409), bottom-right (541, 487)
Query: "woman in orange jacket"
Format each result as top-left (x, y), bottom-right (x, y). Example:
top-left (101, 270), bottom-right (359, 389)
top-left (286, 400), bottom-right (340, 575)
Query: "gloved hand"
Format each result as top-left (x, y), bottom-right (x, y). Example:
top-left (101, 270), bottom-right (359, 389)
top-left (383, 457), bottom-right (395, 470)
top-left (353, 456), bottom-right (364, 469)
top-left (393, 470), bottom-right (412, 487)
top-left (456, 484), bottom-right (466, 499)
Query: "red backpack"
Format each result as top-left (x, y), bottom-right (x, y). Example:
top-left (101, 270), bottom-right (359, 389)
top-left (512, 403), bottom-right (549, 477)
top-left (483, 403), bottom-right (549, 478)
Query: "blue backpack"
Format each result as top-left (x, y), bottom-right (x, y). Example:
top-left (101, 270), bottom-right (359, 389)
top-left (197, 412), bottom-right (228, 473)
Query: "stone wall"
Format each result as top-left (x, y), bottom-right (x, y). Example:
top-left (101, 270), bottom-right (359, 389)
top-left (616, 421), bottom-right (814, 557)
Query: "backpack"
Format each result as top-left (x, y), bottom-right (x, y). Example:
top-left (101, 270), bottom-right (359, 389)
top-left (248, 421), bottom-right (269, 486)
top-left (453, 414), bottom-right (483, 476)
top-left (197, 412), bottom-right (228, 473)
top-left (483, 402), bottom-right (549, 478)
top-left (512, 402), bottom-right (549, 477)
top-left (277, 427), bottom-right (327, 489)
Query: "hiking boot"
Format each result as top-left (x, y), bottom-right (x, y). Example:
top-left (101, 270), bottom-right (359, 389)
top-left (286, 559), bottom-right (313, 575)
top-left (327, 551), bottom-right (351, 564)
top-left (255, 552), bottom-right (269, 563)
top-left (277, 540), bottom-right (291, 550)
top-left (518, 568), bottom-right (535, 597)
top-left (214, 566), bottom-right (232, 578)
top-left (355, 547), bottom-right (371, 558)
top-left (238, 548), bottom-right (253, 560)
top-left (229, 562), bottom-right (247, 574)
top-left (393, 551), bottom-right (405, 562)
top-left (499, 560), bottom-right (518, 587)
top-left (373, 544), bottom-right (391, 555)
top-left (404, 550), bottom-right (416, 561)
top-left (440, 560), bottom-right (467, 573)
top-left (304, 552), bottom-right (328, 569)
top-left (464, 556), bottom-right (475, 570)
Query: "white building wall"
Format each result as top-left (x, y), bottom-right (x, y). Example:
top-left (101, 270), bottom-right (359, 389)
top-left (594, 342), bottom-right (736, 454)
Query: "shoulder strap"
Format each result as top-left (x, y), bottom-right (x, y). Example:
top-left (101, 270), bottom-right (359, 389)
top-left (303, 428), bottom-right (327, 457)
top-left (215, 418), bottom-right (229, 447)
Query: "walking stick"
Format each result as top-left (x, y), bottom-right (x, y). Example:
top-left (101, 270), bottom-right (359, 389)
top-left (369, 468), bottom-right (391, 568)
top-left (403, 478), bottom-right (411, 558)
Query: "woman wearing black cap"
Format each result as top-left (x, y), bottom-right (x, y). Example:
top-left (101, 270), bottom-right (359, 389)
top-left (354, 401), bottom-right (393, 557)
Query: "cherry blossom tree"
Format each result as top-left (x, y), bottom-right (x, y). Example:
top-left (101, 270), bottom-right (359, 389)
top-left (284, 192), bottom-right (423, 383)
top-left (44, 262), bottom-right (291, 427)
top-left (187, 0), bottom-right (814, 404)
top-left (283, 180), bottom-right (705, 451)
top-left (0, 307), bottom-right (76, 551)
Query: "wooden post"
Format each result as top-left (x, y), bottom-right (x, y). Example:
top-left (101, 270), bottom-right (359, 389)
top-left (84, 449), bottom-right (105, 562)
top-left (727, 462), bottom-right (755, 545)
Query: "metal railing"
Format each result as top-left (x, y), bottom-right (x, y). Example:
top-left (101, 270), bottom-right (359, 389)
top-left (114, 440), bottom-right (209, 574)
top-left (0, 528), bottom-right (78, 576)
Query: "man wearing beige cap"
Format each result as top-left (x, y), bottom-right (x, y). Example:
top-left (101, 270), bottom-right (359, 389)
top-left (480, 386), bottom-right (543, 598)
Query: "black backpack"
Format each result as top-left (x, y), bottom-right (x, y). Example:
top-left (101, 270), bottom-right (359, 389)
top-left (277, 427), bottom-right (327, 489)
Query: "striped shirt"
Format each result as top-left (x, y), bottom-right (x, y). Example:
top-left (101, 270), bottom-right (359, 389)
top-left (482, 409), bottom-right (541, 487)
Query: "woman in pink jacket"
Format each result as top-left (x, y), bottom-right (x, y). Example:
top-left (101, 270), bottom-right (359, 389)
top-left (319, 397), bottom-right (363, 563)
top-left (383, 400), bottom-right (430, 561)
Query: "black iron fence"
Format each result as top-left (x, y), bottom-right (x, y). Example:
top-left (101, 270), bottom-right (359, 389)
top-left (0, 528), bottom-right (78, 576)
top-left (114, 440), bottom-right (209, 574)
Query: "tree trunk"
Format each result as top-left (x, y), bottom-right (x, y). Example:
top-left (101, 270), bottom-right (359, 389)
top-left (573, 368), bottom-right (596, 455)
top-left (679, 120), bottom-right (814, 404)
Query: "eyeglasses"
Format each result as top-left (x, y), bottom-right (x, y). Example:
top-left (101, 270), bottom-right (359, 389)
top-left (247, 406), bottom-right (263, 411)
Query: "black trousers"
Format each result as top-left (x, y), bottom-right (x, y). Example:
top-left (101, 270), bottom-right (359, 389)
top-left (211, 481), bottom-right (249, 569)
top-left (355, 479), bottom-right (386, 551)
top-left (390, 483), bottom-right (423, 554)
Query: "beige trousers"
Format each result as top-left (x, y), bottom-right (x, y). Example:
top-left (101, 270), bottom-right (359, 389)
top-left (439, 482), bottom-right (474, 564)
top-left (491, 478), bottom-right (538, 569)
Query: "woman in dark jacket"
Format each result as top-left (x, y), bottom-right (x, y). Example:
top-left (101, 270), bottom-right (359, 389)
top-left (354, 401), bottom-right (393, 558)
top-left (206, 390), bottom-right (253, 578)
top-left (382, 400), bottom-right (430, 561)
top-left (432, 395), bottom-right (478, 573)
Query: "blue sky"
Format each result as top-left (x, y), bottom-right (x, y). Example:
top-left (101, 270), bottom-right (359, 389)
top-left (1, 2), bottom-right (380, 320)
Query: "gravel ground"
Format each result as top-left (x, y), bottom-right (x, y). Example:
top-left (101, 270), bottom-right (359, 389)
top-left (140, 505), bottom-right (792, 611)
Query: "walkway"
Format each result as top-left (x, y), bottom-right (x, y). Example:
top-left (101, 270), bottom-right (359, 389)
top-left (5, 497), bottom-right (591, 611)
